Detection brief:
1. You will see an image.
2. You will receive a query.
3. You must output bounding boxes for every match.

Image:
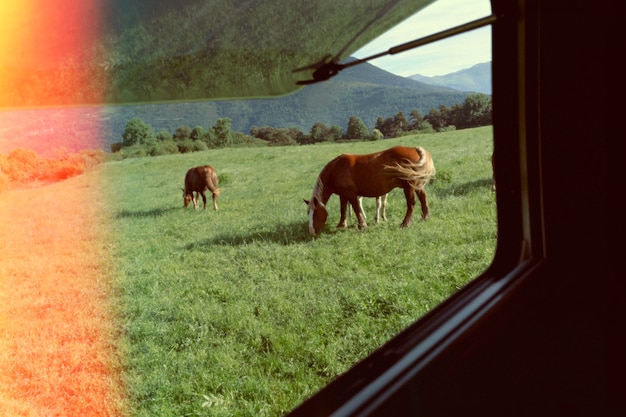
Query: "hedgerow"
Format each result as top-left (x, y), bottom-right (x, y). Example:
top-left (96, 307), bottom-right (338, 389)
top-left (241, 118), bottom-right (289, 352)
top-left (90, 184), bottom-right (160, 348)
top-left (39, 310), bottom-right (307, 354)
top-left (0, 148), bottom-right (106, 191)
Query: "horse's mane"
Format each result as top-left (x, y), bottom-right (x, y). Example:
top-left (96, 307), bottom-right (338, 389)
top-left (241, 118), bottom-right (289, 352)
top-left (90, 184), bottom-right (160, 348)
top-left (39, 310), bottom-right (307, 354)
top-left (311, 176), bottom-right (324, 201)
top-left (384, 146), bottom-right (436, 190)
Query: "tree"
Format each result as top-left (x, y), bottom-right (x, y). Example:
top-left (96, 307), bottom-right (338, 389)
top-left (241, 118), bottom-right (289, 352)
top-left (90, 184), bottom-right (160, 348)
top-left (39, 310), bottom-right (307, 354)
top-left (266, 129), bottom-right (297, 146)
top-left (190, 126), bottom-right (207, 141)
top-left (393, 111), bottom-right (410, 134)
top-left (173, 125), bottom-right (192, 141)
top-left (328, 125), bottom-right (343, 142)
top-left (461, 93), bottom-right (492, 127)
top-left (156, 130), bottom-right (172, 141)
top-left (309, 122), bottom-right (330, 143)
top-left (426, 105), bottom-right (452, 131)
top-left (345, 116), bottom-right (368, 140)
top-left (122, 117), bottom-right (156, 147)
top-left (211, 118), bottom-right (233, 147)
top-left (409, 109), bottom-right (424, 130)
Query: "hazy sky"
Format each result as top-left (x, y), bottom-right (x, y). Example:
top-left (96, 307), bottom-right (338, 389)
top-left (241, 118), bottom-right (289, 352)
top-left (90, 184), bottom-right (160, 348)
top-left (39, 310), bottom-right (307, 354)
top-left (352, 0), bottom-right (492, 77)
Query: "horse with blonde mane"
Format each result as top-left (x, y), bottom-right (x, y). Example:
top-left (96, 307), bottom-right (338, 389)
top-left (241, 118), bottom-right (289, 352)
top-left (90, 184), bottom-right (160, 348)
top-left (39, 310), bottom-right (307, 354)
top-left (304, 146), bottom-right (435, 236)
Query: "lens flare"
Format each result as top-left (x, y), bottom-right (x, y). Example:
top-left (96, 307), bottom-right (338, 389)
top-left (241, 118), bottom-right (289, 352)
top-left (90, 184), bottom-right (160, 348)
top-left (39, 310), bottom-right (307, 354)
top-left (0, 2), bottom-right (122, 415)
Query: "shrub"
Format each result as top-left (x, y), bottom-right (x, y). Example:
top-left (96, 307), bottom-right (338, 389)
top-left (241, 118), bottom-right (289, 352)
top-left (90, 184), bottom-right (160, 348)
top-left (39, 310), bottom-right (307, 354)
top-left (6, 148), bottom-right (42, 182)
top-left (176, 138), bottom-right (196, 153)
top-left (369, 128), bottom-right (383, 141)
top-left (111, 142), bottom-right (123, 153)
top-left (217, 172), bottom-right (231, 185)
top-left (0, 170), bottom-right (9, 192)
top-left (150, 140), bottom-right (179, 156)
top-left (120, 144), bottom-right (148, 158)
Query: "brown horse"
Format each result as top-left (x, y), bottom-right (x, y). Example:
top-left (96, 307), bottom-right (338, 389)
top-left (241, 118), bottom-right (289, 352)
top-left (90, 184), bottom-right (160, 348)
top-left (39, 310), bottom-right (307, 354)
top-left (182, 165), bottom-right (220, 210)
top-left (304, 146), bottom-right (435, 235)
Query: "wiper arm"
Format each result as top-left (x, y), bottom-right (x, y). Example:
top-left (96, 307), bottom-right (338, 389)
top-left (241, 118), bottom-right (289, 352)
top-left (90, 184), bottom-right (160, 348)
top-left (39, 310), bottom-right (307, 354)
top-left (296, 14), bottom-right (497, 86)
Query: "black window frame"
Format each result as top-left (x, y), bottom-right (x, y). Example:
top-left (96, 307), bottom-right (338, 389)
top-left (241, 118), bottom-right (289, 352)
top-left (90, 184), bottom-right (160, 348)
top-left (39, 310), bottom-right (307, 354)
top-left (286, 0), bottom-right (552, 415)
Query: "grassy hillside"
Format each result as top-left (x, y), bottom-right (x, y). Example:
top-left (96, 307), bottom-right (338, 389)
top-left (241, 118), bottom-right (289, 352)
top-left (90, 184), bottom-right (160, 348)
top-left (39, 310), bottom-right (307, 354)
top-left (0, 126), bottom-right (496, 416)
top-left (102, 126), bottom-right (496, 415)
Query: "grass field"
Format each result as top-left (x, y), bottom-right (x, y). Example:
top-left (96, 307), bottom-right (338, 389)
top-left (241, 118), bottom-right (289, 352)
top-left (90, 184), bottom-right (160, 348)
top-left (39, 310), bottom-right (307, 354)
top-left (0, 169), bottom-right (125, 415)
top-left (0, 126), bottom-right (495, 416)
top-left (105, 126), bottom-right (496, 416)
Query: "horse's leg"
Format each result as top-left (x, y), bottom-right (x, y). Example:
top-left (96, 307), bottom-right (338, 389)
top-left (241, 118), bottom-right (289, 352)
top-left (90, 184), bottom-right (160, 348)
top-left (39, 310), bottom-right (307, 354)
top-left (349, 197), bottom-right (366, 222)
top-left (199, 191), bottom-right (207, 209)
top-left (375, 193), bottom-right (388, 224)
top-left (192, 192), bottom-right (199, 209)
top-left (212, 191), bottom-right (218, 211)
top-left (349, 197), bottom-right (367, 229)
top-left (358, 197), bottom-right (366, 219)
top-left (400, 187), bottom-right (416, 228)
top-left (416, 188), bottom-right (429, 219)
top-left (374, 196), bottom-right (381, 224)
top-left (337, 196), bottom-right (349, 228)
top-left (381, 193), bottom-right (388, 221)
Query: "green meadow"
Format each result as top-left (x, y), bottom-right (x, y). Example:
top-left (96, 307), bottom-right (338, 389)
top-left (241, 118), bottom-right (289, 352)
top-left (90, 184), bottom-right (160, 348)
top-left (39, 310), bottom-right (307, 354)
top-left (102, 126), bottom-right (496, 416)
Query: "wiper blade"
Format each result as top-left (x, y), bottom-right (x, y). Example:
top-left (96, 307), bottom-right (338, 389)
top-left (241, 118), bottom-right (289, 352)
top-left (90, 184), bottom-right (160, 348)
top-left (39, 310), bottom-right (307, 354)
top-left (295, 14), bottom-right (497, 85)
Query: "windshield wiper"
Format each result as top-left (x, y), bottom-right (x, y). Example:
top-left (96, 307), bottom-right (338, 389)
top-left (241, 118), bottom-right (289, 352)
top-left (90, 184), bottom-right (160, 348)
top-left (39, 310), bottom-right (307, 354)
top-left (295, 14), bottom-right (497, 85)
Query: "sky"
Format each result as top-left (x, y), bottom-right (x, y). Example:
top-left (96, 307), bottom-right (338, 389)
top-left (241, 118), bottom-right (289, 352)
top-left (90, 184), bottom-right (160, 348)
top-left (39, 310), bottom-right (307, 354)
top-left (352, 0), bottom-right (493, 77)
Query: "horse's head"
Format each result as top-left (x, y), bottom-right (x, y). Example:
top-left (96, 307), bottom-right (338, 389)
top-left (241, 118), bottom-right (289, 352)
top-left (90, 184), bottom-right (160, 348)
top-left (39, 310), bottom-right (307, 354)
top-left (304, 197), bottom-right (328, 236)
top-left (182, 188), bottom-right (193, 208)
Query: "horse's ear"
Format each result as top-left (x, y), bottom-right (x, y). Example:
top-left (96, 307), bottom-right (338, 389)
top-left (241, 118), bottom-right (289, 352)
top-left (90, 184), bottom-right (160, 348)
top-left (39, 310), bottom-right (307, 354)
top-left (303, 199), bottom-right (310, 205)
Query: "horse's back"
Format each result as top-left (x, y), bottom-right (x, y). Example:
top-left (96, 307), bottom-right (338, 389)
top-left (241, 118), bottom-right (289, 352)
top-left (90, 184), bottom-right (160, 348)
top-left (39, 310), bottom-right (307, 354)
top-left (185, 165), bottom-right (219, 192)
top-left (381, 146), bottom-right (429, 163)
top-left (339, 146), bottom-right (425, 166)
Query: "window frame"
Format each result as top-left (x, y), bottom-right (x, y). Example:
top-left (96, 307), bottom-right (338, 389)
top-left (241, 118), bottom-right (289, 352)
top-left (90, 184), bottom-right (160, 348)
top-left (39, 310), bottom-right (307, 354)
top-left (286, 0), bottom-right (547, 415)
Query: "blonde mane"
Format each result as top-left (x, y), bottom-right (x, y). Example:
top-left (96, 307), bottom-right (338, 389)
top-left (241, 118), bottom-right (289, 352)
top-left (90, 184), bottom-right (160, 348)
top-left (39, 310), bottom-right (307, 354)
top-left (311, 176), bottom-right (325, 202)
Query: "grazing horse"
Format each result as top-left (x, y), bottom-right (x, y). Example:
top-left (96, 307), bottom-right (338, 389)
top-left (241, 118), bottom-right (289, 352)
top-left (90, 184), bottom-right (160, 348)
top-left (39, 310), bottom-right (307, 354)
top-left (304, 146), bottom-right (435, 235)
top-left (182, 165), bottom-right (220, 210)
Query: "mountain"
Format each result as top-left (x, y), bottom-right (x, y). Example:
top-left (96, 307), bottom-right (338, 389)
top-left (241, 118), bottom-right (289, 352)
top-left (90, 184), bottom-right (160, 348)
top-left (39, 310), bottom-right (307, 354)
top-left (1, 60), bottom-right (473, 155)
top-left (100, 60), bottom-right (470, 145)
top-left (409, 62), bottom-right (492, 94)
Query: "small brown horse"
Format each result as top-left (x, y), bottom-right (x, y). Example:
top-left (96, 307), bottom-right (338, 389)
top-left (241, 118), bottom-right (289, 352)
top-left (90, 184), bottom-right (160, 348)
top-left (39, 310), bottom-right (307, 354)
top-left (182, 165), bottom-right (220, 210)
top-left (304, 146), bottom-right (435, 235)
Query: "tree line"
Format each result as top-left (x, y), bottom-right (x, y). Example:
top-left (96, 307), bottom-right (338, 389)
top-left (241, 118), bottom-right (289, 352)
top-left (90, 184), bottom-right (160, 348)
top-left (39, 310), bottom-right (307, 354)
top-left (0, 94), bottom-right (490, 190)
top-left (112, 93), bottom-right (492, 158)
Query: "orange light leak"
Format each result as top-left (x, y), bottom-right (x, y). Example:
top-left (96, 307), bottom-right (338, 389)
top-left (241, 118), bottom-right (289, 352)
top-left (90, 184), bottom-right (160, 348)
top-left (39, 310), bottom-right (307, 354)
top-left (0, 0), bottom-right (105, 108)
top-left (0, 1), bottom-right (122, 415)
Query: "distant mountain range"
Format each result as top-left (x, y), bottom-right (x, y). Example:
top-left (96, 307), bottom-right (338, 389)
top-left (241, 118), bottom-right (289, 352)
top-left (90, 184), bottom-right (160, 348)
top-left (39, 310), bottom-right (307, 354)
top-left (409, 62), bottom-right (491, 95)
top-left (0, 60), bottom-right (491, 156)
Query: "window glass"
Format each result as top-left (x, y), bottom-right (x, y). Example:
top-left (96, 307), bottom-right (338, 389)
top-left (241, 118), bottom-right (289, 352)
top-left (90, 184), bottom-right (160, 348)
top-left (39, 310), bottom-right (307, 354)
top-left (0, 1), bottom-right (494, 415)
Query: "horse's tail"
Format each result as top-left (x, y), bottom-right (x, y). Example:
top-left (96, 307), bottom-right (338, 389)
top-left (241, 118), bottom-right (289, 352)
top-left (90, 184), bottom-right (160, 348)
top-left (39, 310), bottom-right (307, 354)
top-left (207, 167), bottom-right (221, 195)
top-left (385, 146), bottom-right (436, 190)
